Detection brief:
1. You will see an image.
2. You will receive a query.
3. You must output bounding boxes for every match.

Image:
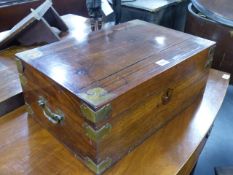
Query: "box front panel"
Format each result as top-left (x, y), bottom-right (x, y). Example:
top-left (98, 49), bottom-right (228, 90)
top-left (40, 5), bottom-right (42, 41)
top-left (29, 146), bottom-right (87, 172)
top-left (97, 48), bottom-right (211, 167)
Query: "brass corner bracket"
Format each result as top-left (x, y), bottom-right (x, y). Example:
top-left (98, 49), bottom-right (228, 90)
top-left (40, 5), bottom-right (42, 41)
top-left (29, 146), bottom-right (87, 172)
top-left (19, 74), bottom-right (27, 87)
top-left (16, 58), bottom-right (27, 87)
top-left (15, 58), bottom-right (24, 74)
top-left (83, 123), bottom-right (111, 142)
top-left (85, 157), bottom-right (112, 174)
top-left (79, 88), bottom-right (113, 123)
top-left (78, 87), bottom-right (114, 107)
top-left (80, 103), bottom-right (111, 123)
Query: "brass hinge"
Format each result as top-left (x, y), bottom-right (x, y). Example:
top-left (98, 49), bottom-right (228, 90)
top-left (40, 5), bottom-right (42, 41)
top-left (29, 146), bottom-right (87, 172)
top-left (19, 74), bottom-right (27, 87)
top-left (83, 123), bottom-right (111, 142)
top-left (85, 157), bottom-right (112, 174)
top-left (80, 103), bottom-right (111, 123)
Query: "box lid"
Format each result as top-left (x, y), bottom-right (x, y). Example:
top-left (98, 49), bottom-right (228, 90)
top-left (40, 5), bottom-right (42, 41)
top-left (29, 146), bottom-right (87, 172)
top-left (16, 20), bottom-right (214, 109)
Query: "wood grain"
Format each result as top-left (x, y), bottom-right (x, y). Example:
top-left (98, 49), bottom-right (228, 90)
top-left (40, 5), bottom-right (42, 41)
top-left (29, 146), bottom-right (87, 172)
top-left (0, 69), bottom-right (229, 175)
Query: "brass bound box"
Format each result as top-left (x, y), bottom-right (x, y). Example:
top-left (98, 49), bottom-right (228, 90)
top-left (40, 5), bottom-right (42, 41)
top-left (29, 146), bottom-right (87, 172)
top-left (16, 20), bottom-right (215, 174)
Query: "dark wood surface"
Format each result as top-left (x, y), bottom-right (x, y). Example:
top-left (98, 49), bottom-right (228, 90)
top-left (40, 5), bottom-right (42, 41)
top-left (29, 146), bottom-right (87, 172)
top-left (192, 0), bottom-right (233, 27)
top-left (185, 4), bottom-right (233, 84)
top-left (0, 69), bottom-right (229, 175)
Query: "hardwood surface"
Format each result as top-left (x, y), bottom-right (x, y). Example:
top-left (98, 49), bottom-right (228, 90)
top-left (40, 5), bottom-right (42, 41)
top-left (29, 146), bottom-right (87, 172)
top-left (0, 69), bottom-right (229, 175)
top-left (16, 20), bottom-right (215, 109)
top-left (0, 14), bottom-right (111, 116)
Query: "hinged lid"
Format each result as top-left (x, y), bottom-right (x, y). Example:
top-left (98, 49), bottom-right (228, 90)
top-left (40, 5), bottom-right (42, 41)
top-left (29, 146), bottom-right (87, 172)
top-left (16, 20), bottom-right (215, 110)
top-left (192, 0), bottom-right (233, 27)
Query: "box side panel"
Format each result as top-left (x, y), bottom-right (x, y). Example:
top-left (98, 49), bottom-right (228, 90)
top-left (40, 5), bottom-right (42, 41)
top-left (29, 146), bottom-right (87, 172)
top-left (20, 63), bottom-right (98, 163)
top-left (97, 48), bottom-right (210, 169)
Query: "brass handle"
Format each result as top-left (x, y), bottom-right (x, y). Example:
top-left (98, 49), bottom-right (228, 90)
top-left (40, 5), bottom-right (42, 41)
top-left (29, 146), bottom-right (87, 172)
top-left (161, 88), bottom-right (173, 105)
top-left (37, 96), bottom-right (64, 124)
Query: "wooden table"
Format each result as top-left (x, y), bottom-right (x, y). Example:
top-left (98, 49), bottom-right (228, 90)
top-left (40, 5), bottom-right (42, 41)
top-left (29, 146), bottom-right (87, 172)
top-left (0, 14), bottom-right (114, 116)
top-left (0, 46), bottom-right (25, 116)
top-left (0, 69), bottom-right (229, 175)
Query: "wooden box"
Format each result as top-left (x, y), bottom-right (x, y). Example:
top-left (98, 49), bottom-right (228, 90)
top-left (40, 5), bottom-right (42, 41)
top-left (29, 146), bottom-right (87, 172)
top-left (15, 20), bottom-right (215, 174)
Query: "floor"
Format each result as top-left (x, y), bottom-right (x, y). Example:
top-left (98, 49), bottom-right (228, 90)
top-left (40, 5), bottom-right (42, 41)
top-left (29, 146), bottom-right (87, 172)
top-left (193, 85), bottom-right (233, 175)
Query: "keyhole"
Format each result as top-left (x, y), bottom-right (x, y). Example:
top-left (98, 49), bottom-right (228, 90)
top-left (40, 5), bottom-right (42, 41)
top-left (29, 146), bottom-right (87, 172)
top-left (162, 88), bottom-right (173, 105)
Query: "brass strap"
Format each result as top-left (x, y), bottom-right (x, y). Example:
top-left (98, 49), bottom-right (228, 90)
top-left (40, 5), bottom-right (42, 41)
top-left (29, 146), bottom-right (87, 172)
top-left (83, 123), bottom-right (111, 142)
top-left (80, 103), bottom-right (111, 123)
top-left (85, 157), bottom-right (112, 174)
